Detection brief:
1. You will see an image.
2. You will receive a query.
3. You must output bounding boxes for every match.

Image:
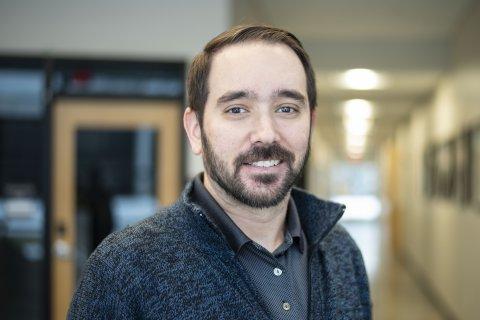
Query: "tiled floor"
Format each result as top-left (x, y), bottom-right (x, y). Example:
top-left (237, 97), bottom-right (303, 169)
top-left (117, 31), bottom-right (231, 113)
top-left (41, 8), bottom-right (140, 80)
top-left (342, 220), bottom-right (444, 320)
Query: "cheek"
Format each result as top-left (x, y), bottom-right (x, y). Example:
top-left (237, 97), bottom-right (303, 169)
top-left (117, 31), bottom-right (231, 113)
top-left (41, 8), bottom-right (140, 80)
top-left (204, 125), bottom-right (246, 157)
top-left (281, 122), bottom-right (311, 151)
top-left (293, 136), bottom-right (310, 159)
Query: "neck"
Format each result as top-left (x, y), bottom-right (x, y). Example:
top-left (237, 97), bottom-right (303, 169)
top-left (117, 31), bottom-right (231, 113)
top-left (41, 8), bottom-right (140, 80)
top-left (203, 173), bottom-right (290, 253)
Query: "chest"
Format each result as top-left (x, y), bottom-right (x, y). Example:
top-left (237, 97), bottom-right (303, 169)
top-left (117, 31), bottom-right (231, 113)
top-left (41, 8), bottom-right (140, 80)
top-left (135, 245), bottom-right (366, 320)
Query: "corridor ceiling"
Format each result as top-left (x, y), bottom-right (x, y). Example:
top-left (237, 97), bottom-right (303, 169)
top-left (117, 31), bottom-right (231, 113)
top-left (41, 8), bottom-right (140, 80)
top-left (233, 0), bottom-right (476, 159)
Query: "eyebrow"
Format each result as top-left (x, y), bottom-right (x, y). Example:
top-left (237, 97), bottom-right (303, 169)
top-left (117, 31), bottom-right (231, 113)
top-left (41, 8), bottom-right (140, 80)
top-left (273, 89), bottom-right (306, 105)
top-left (217, 90), bottom-right (257, 104)
top-left (216, 89), bottom-right (306, 105)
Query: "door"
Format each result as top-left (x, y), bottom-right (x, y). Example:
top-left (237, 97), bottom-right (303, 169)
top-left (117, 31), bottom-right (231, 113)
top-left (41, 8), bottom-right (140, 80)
top-left (51, 99), bottom-right (182, 320)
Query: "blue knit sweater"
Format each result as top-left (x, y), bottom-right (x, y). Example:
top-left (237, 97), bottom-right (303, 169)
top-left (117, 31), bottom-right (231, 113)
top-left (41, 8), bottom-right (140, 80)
top-left (68, 181), bottom-right (372, 319)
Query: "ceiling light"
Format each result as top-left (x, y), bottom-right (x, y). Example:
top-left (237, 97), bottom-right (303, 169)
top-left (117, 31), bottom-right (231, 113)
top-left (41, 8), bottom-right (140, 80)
top-left (346, 134), bottom-right (367, 147)
top-left (347, 144), bottom-right (366, 153)
top-left (339, 68), bottom-right (384, 90)
top-left (347, 151), bottom-right (364, 160)
top-left (343, 99), bottom-right (374, 119)
top-left (344, 118), bottom-right (372, 135)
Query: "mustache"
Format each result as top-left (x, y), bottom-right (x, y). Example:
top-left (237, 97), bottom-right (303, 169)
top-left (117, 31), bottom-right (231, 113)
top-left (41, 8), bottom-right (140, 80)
top-left (234, 143), bottom-right (295, 168)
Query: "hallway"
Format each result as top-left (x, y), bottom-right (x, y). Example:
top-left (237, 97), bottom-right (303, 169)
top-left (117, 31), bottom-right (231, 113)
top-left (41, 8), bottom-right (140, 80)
top-left (344, 221), bottom-right (444, 320)
top-left (1, 1), bottom-right (480, 319)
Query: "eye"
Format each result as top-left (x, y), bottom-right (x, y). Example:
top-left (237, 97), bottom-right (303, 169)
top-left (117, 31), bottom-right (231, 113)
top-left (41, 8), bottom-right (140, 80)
top-left (276, 105), bottom-right (298, 113)
top-left (226, 106), bottom-right (247, 114)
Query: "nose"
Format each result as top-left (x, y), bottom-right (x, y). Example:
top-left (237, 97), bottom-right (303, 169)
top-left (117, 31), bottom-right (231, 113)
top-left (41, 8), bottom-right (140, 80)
top-left (249, 113), bottom-right (278, 145)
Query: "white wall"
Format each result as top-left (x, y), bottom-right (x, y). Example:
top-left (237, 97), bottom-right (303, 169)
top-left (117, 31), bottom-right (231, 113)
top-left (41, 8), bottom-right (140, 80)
top-left (0, 0), bottom-right (231, 60)
top-left (388, 2), bottom-right (480, 319)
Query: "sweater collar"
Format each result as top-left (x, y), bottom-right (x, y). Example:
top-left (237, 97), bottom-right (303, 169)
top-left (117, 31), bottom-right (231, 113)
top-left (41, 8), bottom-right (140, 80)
top-left (191, 174), bottom-right (306, 254)
top-left (290, 188), bottom-right (345, 246)
top-left (180, 176), bottom-right (345, 249)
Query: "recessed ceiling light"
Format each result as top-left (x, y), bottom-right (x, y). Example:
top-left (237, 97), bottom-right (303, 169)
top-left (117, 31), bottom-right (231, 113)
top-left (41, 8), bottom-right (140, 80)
top-left (347, 150), bottom-right (365, 160)
top-left (343, 99), bottom-right (374, 119)
top-left (344, 118), bottom-right (372, 135)
top-left (347, 143), bottom-right (366, 153)
top-left (346, 134), bottom-right (367, 147)
top-left (338, 68), bottom-right (384, 90)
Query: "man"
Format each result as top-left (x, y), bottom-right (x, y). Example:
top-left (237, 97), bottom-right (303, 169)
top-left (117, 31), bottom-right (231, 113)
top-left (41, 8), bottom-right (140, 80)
top-left (68, 25), bottom-right (371, 319)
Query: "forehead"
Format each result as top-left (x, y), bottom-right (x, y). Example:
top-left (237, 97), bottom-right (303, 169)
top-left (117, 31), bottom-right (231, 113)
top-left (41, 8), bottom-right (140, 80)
top-left (207, 41), bottom-right (307, 100)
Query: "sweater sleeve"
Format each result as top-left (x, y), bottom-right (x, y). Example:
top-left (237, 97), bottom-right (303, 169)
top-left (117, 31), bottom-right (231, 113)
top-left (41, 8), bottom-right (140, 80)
top-left (67, 252), bottom-right (137, 320)
top-left (351, 243), bottom-right (372, 318)
top-left (326, 224), bottom-right (373, 319)
top-left (343, 227), bottom-right (373, 319)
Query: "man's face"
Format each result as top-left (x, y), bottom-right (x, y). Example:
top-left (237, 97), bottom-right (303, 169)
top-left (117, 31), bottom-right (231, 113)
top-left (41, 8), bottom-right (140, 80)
top-left (192, 41), bottom-right (312, 208)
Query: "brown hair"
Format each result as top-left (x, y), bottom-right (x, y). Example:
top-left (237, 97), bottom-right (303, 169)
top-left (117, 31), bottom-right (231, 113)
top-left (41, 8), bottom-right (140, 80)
top-left (187, 25), bottom-right (317, 125)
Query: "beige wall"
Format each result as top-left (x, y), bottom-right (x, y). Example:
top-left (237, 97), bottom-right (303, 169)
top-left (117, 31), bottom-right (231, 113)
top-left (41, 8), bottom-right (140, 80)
top-left (385, 2), bottom-right (480, 319)
top-left (307, 127), bottom-right (334, 198)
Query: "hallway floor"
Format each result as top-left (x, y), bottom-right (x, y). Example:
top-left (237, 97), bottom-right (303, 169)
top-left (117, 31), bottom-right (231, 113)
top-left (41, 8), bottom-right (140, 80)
top-left (342, 220), bottom-right (444, 320)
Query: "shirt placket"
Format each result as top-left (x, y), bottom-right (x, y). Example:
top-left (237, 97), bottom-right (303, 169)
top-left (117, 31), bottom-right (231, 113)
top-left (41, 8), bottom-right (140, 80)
top-left (247, 238), bottom-right (301, 319)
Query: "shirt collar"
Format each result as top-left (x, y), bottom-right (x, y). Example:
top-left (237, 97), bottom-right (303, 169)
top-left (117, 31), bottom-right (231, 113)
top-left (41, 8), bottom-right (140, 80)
top-left (191, 173), bottom-right (306, 254)
top-left (286, 195), bottom-right (307, 254)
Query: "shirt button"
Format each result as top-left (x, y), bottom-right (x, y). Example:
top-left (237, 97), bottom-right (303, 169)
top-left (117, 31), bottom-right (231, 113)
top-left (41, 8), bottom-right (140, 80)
top-left (282, 302), bottom-right (291, 311)
top-left (273, 267), bottom-right (283, 276)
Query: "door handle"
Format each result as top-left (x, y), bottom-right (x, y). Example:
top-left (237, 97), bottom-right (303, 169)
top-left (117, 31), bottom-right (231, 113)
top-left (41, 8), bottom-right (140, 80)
top-left (54, 222), bottom-right (71, 259)
top-left (53, 238), bottom-right (71, 259)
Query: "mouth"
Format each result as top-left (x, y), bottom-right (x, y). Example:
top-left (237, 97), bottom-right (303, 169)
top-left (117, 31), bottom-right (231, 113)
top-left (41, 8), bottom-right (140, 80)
top-left (243, 159), bottom-right (282, 168)
top-left (234, 143), bottom-right (294, 173)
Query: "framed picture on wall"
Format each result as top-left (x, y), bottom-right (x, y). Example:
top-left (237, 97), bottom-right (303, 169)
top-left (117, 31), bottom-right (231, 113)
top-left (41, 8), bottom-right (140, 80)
top-left (436, 143), bottom-right (451, 198)
top-left (472, 127), bottom-right (480, 208)
top-left (446, 139), bottom-right (457, 198)
top-left (423, 145), bottom-right (434, 197)
top-left (455, 129), bottom-right (473, 204)
top-left (431, 145), bottom-right (440, 198)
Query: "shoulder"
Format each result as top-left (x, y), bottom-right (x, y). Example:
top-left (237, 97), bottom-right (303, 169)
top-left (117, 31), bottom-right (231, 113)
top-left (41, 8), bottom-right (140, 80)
top-left (321, 224), bottom-right (364, 260)
top-left (69, 200), bottom-right (221, 318)
top-left (291, 187), bottom-right (344, 212)
top-left (319, 224), bottom-right (370, 295)
top-left (324, 224), bottom-right (358, 249)
top-left (317, 224), bottom-right (371, 314)
top-left (87, 201), bottom-right (198, 276)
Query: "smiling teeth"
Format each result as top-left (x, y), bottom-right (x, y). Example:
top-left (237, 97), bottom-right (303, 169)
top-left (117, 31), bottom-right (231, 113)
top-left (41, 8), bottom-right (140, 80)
top-left (250, 160), bottom-right (280, 167)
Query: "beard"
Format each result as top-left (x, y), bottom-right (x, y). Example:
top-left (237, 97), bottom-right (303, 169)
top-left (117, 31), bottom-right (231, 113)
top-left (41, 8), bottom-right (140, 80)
top-left (201, 131), bottom-right (310, 208)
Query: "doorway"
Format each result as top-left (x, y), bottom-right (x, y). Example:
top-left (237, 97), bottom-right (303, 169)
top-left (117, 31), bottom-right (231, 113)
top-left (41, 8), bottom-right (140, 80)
top-left (51, 98), bottom-right (182, 320)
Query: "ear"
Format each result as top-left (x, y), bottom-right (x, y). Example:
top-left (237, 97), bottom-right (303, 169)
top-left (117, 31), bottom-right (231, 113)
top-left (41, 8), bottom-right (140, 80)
top-left (183, 107), bottom-right (203, 155)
